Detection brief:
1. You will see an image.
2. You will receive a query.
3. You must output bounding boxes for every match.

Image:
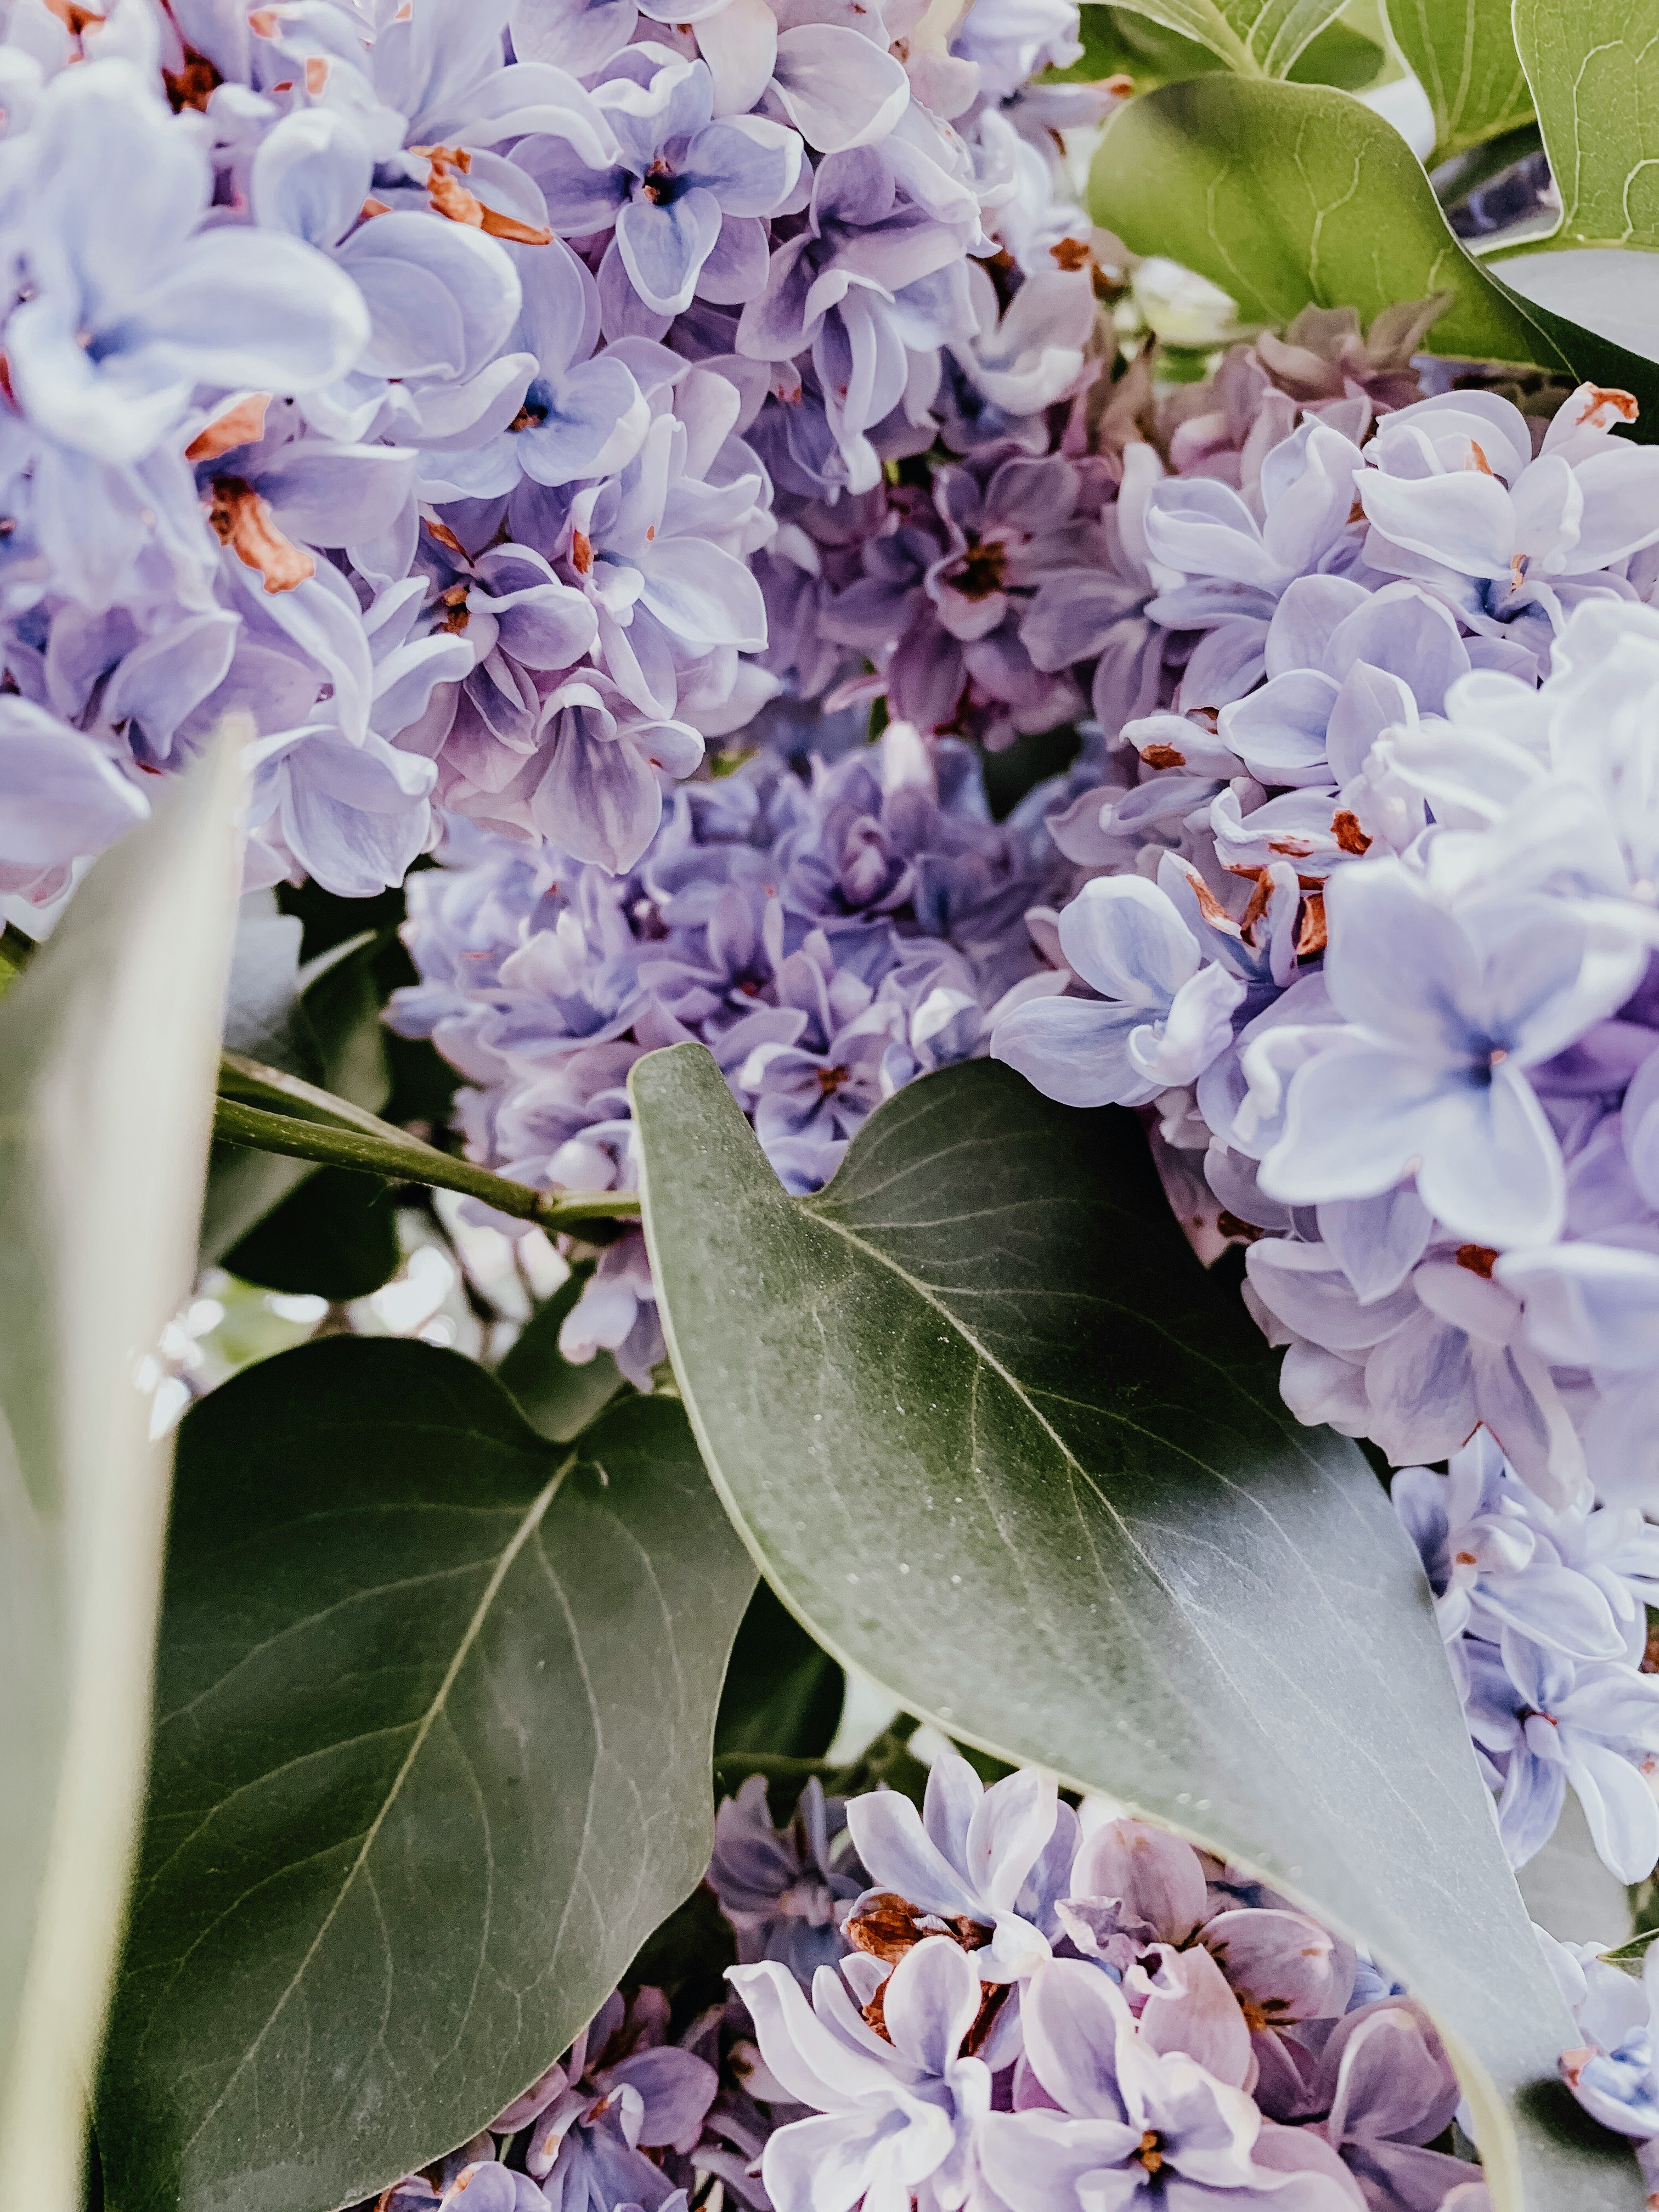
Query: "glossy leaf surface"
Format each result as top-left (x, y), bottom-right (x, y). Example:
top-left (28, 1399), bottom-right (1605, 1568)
top-left (632, 1045), bottom-right (1641, 2211)
top-left (0, 753), bottom-right (241, 2212)
top-left (97, 1341), bottom-right (754, 2212)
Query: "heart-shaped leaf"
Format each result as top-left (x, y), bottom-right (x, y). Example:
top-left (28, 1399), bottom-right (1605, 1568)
top-left (631, 1045), bottom-right (1643, 2211)
top-left (1382, 0), bottom-right (1532, 161)
top-left (96, 1341), bottom-right (754, 2212)
top-left (0, 751), bottom-right (241, 2212)
top-left (1088, 72), bottom-right (1659, 417)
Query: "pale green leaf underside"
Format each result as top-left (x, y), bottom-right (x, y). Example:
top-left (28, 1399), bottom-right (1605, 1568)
top-left (1383, 0), bottom-right (1533, 161)
top-left (0, 753), bottom-right (240, 2212)
top-left (97, 1344), bottom-right (754, 2212)
top-left (1103, 0), bottom-right (1348, 75)
top-left (1513, 0), bottom-right (1659, 248)
top-left (633, 1047), bottom-right (1642, 2212)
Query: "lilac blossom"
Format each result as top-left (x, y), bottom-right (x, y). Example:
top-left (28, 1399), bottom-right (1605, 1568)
top-left (1355, 387), bottom-right (1659, 672)
top-left (1554, 1933), bottom-right (1659, 2153)
top-left (392, 725), bottom-right (1071, 1362)
top-left (977, 1959), bottom-right (1364, 2210)
top-left (518, 47), bottom-right (802, 331)
top-left (730, 1936), bottom-right (997, 2212)
top-left (506, 1986), bottom-right (718, 2212)
top-left (990, 876), bottom-right (1245, 1110)
top-left (844, 1753), bottom-right (1073, 1982)
top-left (710, 1774), bottom-right (865, 1982)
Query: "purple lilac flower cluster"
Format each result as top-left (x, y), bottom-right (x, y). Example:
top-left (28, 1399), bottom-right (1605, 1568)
top-left (368, 1754), bottom-right (1486, 2212)
top-left (979, 375), bottom-right (1659, 1882)
top-left (388, 721), bottom-right (1081, 1380)
top-left (1393, 1431), bottom-right (1659, 1884)
top-left (0, 0), bottom-right (1110, 917)
top-left (1548, 1925), bottom-right (1659, 2196)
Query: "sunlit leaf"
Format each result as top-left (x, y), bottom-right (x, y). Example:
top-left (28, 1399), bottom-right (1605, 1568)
top-left (1496, 0), bottom-right (1659, 363)
top-left (1382, 0), bottom-right (1532, 162)
top-left (1088, 73), bottom-right (1659, 417)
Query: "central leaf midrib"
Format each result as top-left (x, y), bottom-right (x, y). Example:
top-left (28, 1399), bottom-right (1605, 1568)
top-left (168, 1449), bottom-right (576, 2166)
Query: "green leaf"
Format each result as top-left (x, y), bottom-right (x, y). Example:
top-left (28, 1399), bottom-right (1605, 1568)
top-left (97, 1340), bottom-right (754, 2212)
top-left (1514, 0), bottom-right (1659, 248)
top-left (1494, 1), bottom-right (1659, 363)
top-left (715, 1581), bottom-right (844, 1760)
top-left (1094, 0), bottom-right (1350, 76)
top-left (495, 1267), bottom-right (626, 1443)
top-left (1049, 5), bottom-right (1223, 86)
top-left (223, 1165), bottom-right (402, 1302)
top-left (1088, 74), bottom-right (1659, 417)
top-left (1598, 1928), bottom-right (1659, 1976)
top-left (631, 1046), bottom-right (1643, 2212)
top-left (1382, 0), bottom-right (1533, 162)
top-left (0, 751), bottom-right (241, 2212)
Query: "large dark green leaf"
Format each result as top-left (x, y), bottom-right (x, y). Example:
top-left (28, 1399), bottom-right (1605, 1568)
top-left (97, 1340), bottom-right (754, 2212)
top-left (631, 1046), bottom-right (1642, 2212)
top-left (1087, 74), bottom-right (1659, 419)
top-left (0, 751), bottom-right (241, 2212)
top-left (1383, 0), bottom-right (1532, 161)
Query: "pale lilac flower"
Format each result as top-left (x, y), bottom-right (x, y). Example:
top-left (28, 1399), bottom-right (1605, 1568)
top-left (1305, 1999), bottom-right (1467, 2211)
top-left (1557, 1938), bottom-right (1659, 2143)
top-left (711, 1774), bottom-right (865, 1983)
top-left (520, 48), bottom-right (800, 330)
top-left (506, 1987), bottom-right (716, 2212)
top-left (845, 1752), bottom-right (1073, 1982)
top-left (1356, 385), bottom-right (1659, 667)
top-left (0, 698), bottom-right (148, 901)
top-left (7, 58), bottom-right (366, 471)
top-left (730, 1937), bottom-right (997, 2212)
top-left (978, 1960), bottom-right (1363, 2210)
top-left (991, 876), bottom-right (1246, 1110)
top-left (1462, 1630), bottom-right (1659, 1881)
top-left (1254, 861), bottom-right (1644, 1249)
top-left (1390, 1435), bottom-right (1627, 1660)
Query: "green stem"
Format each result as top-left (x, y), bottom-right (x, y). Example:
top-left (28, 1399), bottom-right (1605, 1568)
top-left (211, 1097), bottom-right (640, 1234)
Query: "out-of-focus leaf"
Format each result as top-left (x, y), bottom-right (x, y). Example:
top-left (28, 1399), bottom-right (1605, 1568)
top-left (1383, 0), bottom-right (1532, 162)
top-left (1054, 4), bottom-right (1222, 83)
top-left (1088, 74), bottom-right (1659, 417)
top-left (633, 1045), bottom-right (1643, 2212)
top-left (496, 1267), bottom-right (625, 1443)
top-left (97, 1343), bottom-right (754, 2212)
top-left (0, 751), bottom-right (240, 2212)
